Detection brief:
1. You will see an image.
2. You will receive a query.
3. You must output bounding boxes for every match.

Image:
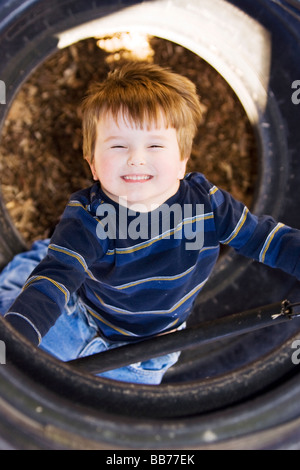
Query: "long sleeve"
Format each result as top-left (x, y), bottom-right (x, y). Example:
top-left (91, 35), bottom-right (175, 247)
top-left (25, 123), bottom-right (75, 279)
top-left (4, 191), bottom-right (104, 345)
top-left (209, 182), bottom-right (300, 280)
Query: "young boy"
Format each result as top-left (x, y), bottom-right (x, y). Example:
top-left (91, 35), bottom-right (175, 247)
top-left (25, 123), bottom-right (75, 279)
top-left (1, 62), bottom-right (300, 384)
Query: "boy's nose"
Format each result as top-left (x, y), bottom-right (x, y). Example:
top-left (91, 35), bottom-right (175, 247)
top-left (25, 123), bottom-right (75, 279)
top-left (127, 150), bottom-right (146, 166)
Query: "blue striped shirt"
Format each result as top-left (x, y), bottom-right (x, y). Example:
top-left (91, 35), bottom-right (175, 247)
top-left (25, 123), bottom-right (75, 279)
top-left (5, 172), bottom-right (300, 345)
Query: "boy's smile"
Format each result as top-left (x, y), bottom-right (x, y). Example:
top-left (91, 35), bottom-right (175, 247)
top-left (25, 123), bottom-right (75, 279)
top-left (122, 175), bottom-right (153, 182)
top-left (88, 112), bottom-right (188, 212)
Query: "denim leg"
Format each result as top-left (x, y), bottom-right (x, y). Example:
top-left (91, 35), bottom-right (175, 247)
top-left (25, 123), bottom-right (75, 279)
top-left (39, 296), bottom-right (98, 361)
top-left (0, 239), bottom-right (50, 315)
top-left (100, 351), bottom-right (181, 385)
top-left (40, 305), bottom-right (180, 384)
top-left (79, 334), bottom-right (181, 385)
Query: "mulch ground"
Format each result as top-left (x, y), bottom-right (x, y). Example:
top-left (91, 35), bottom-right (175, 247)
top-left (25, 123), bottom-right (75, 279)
top-left (0, 35), bottom-right (257, 245)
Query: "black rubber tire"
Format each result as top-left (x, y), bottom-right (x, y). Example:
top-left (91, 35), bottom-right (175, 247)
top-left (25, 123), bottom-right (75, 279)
top-left (0, 0), bottom-right (300, 450)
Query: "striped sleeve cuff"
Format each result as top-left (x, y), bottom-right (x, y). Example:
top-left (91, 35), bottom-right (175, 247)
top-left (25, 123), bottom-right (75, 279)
top-left (4, 312), bottom-right (41, 346)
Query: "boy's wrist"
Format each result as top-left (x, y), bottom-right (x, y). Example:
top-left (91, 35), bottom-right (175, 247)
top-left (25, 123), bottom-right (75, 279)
top-left (5, 314), bottom-right (40, 346)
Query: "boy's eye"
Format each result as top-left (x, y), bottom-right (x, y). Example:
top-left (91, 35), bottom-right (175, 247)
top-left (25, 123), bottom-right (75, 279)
top-left (111, 145), bottom-right (126, 149)
top-left (149, 145), bottom-right (163, 148)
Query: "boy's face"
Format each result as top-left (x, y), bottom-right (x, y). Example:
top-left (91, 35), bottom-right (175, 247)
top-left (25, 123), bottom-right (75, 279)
top-left (88, 112), bottom-right (187, 211)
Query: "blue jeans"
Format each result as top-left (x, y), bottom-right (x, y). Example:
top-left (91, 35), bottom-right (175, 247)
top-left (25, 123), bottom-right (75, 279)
top-left (0, 240), bottom-right (181, 384)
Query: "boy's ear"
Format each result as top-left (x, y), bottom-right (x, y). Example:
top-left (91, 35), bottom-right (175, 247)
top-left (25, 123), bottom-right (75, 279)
top-left (85, 156), bottom-right (98, 181)
top-left (178, 157), bottom-right (189, 179)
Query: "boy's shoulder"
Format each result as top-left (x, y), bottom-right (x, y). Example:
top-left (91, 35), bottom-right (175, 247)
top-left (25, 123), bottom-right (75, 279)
top-left (182, 172), bottom-right (227, 210)
top-left (69, 182), bottom-right (100, 201)
top-left (183, 171), bottom-right (215, 194)
top-left (68, 182), bottom-right (102, 212)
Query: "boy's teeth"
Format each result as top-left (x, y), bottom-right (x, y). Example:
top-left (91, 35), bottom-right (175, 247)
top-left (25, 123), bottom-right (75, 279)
top-left (123, 175), bottom-right (150, 180)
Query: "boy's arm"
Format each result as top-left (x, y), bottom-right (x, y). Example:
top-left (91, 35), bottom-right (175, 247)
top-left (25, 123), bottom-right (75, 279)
top-left (210, 186), bottom-right (300, 280)
top-left (4, 200), bottom-right (104, 345)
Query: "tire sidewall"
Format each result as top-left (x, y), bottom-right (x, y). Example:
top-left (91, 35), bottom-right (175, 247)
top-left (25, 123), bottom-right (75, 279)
top-left (0, 0), bottom-right (300, 449)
